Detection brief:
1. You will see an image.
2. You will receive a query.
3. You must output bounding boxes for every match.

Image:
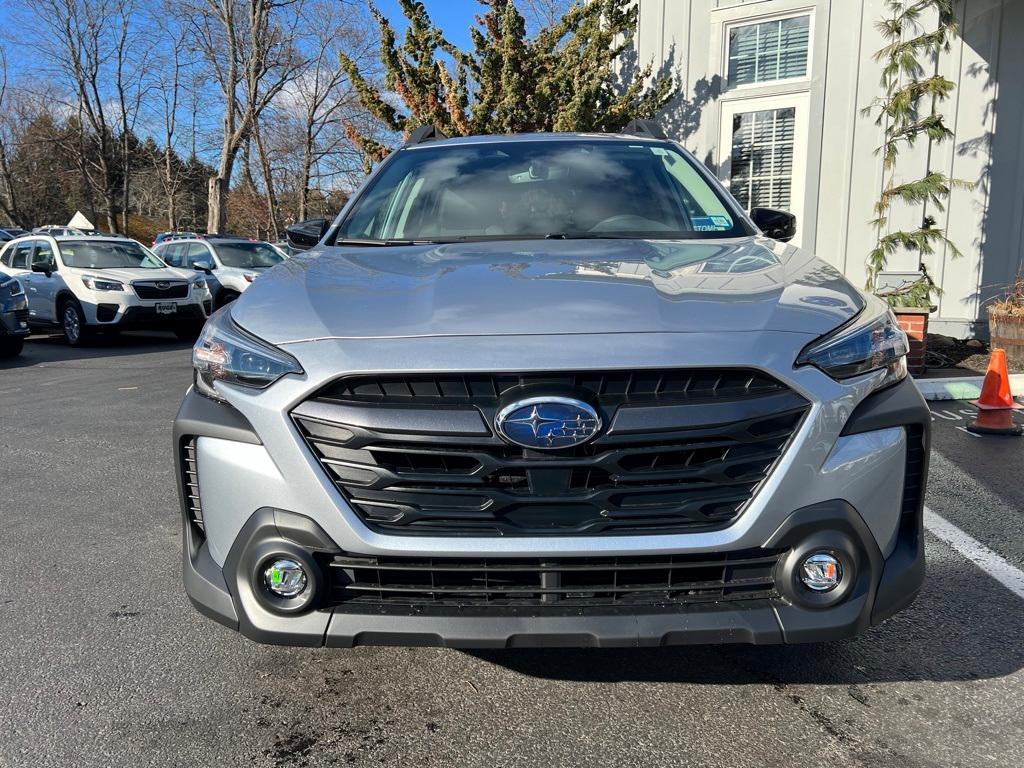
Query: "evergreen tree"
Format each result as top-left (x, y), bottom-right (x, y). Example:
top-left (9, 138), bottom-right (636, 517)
top-left (339, 0), bottom-right (675, 166)
top-left (865, 0), bottom-right (971, 296)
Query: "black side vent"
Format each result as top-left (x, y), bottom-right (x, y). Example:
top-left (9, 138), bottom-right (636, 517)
top-left (901, 424), bottom-right (926, 518)
top-left (181, 438), bottom-right (204, 533)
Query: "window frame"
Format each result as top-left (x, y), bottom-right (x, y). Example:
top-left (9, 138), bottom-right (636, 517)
top-left (718, 92), bottom-right (811, 246)
top-left (723, 9), bottom-right (815, 92)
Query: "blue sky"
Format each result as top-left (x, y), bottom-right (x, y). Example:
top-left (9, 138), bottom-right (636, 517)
top-left (374, 0), bottom-right (482, 49)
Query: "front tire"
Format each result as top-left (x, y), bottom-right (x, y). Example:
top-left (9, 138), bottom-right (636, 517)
top-left (215, 290), bottom-right (239, 310)
top-left (0, 336), bottom-right (24, 358)
top-left (60, 300), bottom-right (88, 347)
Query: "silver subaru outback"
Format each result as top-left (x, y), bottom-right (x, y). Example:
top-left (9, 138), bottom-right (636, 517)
top-left (175, 127), bottom-right (929, 648)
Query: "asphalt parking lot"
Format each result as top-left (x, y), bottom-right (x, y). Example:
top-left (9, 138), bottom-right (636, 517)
top-left (2, 336), bottom-right (1023, 768)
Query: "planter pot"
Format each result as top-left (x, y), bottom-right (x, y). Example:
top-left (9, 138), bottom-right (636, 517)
top-left (988, 307), bottom-right (1024, 369)
top-left (893, 307), bottom-right (929, 375)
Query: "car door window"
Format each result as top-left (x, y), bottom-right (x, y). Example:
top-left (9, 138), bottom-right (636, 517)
top-left (185, 243), bottom-right (212, 268)
top-left (32, 241), bottom-right (56, 270)
top-left (9, 242), bottom-right (33, 270)
top-left (159, 243), bottom-right (182, 267)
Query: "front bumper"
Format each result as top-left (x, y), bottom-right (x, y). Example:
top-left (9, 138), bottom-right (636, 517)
top-left (174, 374), bottom-right (930, 648)
top-left (1, 305), bottom-right (30, 338)
top-left (89, 301), bottom-right (211, 328)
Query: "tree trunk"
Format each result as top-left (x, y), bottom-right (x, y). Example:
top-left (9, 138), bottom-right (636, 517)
top-left (207, 176), bottom-right (228, 234)
top-left (252, 122), bottom-right (280, 240)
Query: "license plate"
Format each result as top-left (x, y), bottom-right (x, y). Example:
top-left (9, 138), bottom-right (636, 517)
top-left (155, 302), bottom-right (177, 315)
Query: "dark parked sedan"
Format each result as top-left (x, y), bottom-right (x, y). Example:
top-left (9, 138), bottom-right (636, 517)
top-left (0, 272), bottom-right (30, 357)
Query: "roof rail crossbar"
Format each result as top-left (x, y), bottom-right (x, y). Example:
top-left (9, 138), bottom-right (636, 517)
top-left (404, 124), bottom-right (447, 146)
top-left (620, 119), bottom-right (668, 140)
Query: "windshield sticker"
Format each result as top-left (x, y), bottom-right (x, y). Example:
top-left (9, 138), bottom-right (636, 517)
top-left (690, 215), bottom-right (733, 232)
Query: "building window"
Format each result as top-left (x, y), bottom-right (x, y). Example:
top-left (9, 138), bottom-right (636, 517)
top-left (728, 107), bottom-right (796, 211)
top-left (727, 14), bottom-right (811, 88)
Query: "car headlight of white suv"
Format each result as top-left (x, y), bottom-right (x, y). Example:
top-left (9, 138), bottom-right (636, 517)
top-left (192, 306), bottom-right (303, 401)
top-left (796, 298), bottom-right (909, 392)
top-left (81, 274), bottom-right (124, 291)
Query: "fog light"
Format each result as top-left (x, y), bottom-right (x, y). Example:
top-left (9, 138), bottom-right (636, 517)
top-left (263, 558), bottom-right (308, 598)
top-left (800, 552), bottom-right (842, 592)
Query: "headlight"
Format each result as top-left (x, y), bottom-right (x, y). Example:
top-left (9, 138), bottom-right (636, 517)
top-left (8, 279), bottom-right (24, 297)
top-left (192, 306), bottom-right (302, 401)
top-left (192, 278), bottom-right (207, 291)
top-left (796, 298), bottom-right (909, 391)
top-left (243, 273), bottom-right (257, 283)
top-left (81, 274), bottom-right (124, 291)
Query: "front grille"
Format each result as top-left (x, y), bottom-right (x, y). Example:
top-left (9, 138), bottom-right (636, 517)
top-left (133, 281), bottom-right (189, 299)
top-left (294, 369), bottom-right (809, 536)
top-left (319, 369), bottom-right (789, 406)
top-left (180, 438), bottom-right (204, 533)
top-left (14, 307), bottom-right (29, 323)
top-left (325, 549), bottom-right (784, 610)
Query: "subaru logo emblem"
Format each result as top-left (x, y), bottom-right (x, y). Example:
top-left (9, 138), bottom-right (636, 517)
top-left (156, 281), bottom-right (170, 290)
top-left (495, 397), bottom-right (601, 450)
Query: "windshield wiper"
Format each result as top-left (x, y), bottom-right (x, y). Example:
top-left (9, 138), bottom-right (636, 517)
top-left (334, 237), bottom-right (443, 246)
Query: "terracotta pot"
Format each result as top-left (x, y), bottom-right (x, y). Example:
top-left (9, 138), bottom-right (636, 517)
top-left (893, 307), bottom-right (929, 375)
top-left (988, 307), bottom-right (1024, 369)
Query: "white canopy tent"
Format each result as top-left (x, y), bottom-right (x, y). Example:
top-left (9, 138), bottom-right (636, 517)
top-left (67, 211), bottom-right (95, 230)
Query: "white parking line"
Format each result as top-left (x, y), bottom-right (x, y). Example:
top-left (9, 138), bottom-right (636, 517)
top-left (924, 507), bottom-right (1024, 600)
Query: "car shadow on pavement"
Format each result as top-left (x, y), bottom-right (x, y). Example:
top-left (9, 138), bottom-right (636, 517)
top-left (0, 332), bottom-right (193, 369)
top-left (466, 553), bottom-right (1023, 684)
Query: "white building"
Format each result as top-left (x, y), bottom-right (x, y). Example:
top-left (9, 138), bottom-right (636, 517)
top-left (634, 0), bottom-right (1021, 336)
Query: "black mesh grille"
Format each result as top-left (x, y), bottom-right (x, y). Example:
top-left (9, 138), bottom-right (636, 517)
top-left (294, 369), bottom-right (808, 537)
top-left (133, 281), bottom-right (189, 299)
top-left (902, 424), bottom-right (926, 517)
top-left (14, 307), bottom-right (29, 323)
top-left (181, 438), bottom-right (204, 532)
top-left (318, 369), bottom-right (788, 406)
top-left (325, 549), bottom-right (784, 610)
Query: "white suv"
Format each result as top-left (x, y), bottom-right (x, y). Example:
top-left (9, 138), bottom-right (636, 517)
top-left (152, 236), bottom-right (286, 309)
top-left (0, 234), bottom-right (212, 345)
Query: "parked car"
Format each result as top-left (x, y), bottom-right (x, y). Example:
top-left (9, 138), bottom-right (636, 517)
top-left (0, 234), bottom-right (211, 345)
top-left (0, 272), bottom-right (30, 357)
top-left (0, 228), bottom-right (28, 242)
top-left (176, 125), bottom-right (928, 649)
top-left (152, 235), bottom-right (286, 308)
top-left (153, 231), bottom-right (201, 246)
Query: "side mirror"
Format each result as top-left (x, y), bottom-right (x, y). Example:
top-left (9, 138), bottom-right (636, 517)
top-left (192, 260), bottom-right (214, 274)
top-left (31, 261), bottom-right (53, 276)
top-left (750, 208), bottom-right (797, 242)
top-left (286, 218), bottom-right (328, 251)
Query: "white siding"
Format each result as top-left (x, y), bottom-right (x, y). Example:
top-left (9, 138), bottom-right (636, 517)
top-left (636, 0), bottom-right (1024, 336)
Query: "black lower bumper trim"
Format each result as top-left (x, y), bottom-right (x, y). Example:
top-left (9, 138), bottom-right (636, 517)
top-left (183, 499), bottom-right (925, 648)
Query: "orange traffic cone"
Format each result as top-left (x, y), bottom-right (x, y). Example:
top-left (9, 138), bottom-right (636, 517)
top-left (966, 409), bottom-right (1022, 436)
top-left (966, 348), bottom-right (1022, 435)
top-left (971, 348), bottom-right (1022, 410)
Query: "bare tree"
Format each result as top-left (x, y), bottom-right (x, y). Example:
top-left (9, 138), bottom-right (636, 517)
top-left (0, 50), bottom-right (24, 227)
top-left (24, 0), bottom-right (143, 232)
top-left (186, 0), bottom-right (308, 233)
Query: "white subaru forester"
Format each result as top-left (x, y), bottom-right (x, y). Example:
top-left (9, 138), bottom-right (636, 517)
top-left (0, 234), bottom-right (211, 345)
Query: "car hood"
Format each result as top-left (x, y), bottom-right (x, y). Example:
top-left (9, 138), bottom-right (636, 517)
top-left (232, 238), bottom-right (864, 345)
top-left (68, 266), bottom-right (195, 283)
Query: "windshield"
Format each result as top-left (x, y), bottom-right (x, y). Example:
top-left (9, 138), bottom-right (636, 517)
top-left (337, 140), bottom-right (748, 243)
top-left (59, 240), bottom-right (165, 269)
top-left (213, 242), bottom-right (285, 268)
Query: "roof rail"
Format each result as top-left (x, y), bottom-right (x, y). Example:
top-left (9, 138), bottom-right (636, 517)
top-left (620, 119), bottom-right (668, 141)
top-left (404, 124), bottom-right (447, 147)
